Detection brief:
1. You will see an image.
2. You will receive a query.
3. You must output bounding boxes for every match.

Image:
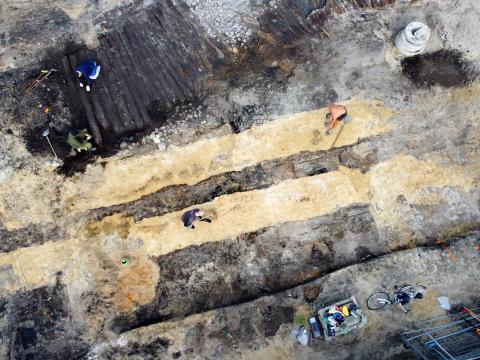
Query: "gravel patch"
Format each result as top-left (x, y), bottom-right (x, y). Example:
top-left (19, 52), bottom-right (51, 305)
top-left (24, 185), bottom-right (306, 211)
top-left (182, 0), bottom-right (279, 47)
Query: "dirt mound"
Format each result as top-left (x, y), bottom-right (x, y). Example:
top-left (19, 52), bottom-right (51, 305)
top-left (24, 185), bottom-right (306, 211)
top-left (401, 50), bottom-right (476, 88)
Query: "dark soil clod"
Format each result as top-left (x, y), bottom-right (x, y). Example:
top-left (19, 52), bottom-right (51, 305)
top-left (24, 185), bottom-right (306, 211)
top-left (401, 50), bottom-right (476, 88)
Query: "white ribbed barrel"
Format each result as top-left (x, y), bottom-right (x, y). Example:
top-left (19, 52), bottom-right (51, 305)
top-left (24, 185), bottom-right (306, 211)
top-left (395, 22), bottom-right (431, 56)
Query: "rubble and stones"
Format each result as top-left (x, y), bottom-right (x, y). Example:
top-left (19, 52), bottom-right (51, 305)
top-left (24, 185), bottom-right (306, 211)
top-left (182, 0), bottom-right (272, 47)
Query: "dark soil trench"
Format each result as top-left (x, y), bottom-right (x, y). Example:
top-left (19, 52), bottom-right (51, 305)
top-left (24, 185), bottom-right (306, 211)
top-left (107, 205), bottom-right (466, 334)
top-left (88, 139), bottom-right (377, 222)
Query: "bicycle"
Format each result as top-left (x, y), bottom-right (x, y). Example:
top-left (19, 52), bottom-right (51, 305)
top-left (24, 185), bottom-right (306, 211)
top-left (367, 285), bottom-right (426, 313)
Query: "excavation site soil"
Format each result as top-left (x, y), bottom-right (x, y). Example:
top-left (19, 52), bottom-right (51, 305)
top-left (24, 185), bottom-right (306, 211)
top-left (0, 0), bottom-right (480, 359)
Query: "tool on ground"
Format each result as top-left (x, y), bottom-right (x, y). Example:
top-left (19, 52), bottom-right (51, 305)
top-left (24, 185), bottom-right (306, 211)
top-left (42, 129), bottom-right (58, 158)
top-left (330, 115), bottom-right (352, 149)
top-left (320, 26), bottom-right (331, 39)
top-left (24, 69), bottom-right (57, 95)
top-left (41, 108), bottom-right (63, 165)
top-left (127, 294), bottom-right (139, 312)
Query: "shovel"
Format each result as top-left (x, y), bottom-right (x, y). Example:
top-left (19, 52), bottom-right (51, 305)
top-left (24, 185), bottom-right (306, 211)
top-left (42, 129), bottom-right (62, 167)
top-left (330, 115), bottom-right (352, 149)
top-left (24, 69), bottom-right (58, 95)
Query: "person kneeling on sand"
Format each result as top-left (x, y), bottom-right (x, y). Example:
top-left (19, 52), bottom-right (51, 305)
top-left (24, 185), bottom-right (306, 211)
top-left (324, 104), bottom-right (347, 135)
top-left (181, 209), bottom-right (212, 229)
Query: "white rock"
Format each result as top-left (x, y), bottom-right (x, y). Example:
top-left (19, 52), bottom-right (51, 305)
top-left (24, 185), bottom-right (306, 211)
top-left (158, 142), bottom-right (167, 151)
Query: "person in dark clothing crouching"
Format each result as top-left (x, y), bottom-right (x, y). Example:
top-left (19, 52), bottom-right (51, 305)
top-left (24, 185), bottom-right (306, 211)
top-left (181, 209), bottom-right (212, 229)
top-left (75, 60), bottom-right (101, 92)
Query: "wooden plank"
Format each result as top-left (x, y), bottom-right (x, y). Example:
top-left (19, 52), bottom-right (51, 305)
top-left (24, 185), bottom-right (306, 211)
top-left (89, 46), bottom-right (123, 134)
top-left (96, 38), bottom-right (137, 133)
top-left (115, 30), bottom-right (160, 103)
top-left (101, 35), bottom-right (145, 130)
top-left (75, 50), bottom-right (110, 132)
top-left (110, 30), bottom-right (153, 127)
top-left (66, 55), bottom-right (103, 146)
top-left (122, 22), bottom-right (173, 100)
top-left (139, 27), bottom-right (190, 101)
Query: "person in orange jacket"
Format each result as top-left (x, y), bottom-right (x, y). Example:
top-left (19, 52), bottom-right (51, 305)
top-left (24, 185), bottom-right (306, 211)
top-left (324, 104), bottom-right (347, 135)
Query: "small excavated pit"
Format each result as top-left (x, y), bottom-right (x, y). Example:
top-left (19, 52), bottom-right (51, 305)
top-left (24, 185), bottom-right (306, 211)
top-left (401, 50), bottom-right (476, 88)
top-left (0, 274), bottom-right (89, 359)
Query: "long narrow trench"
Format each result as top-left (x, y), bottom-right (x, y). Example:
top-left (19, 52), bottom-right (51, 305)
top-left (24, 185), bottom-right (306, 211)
top-left (88, 138), bottom-right (377, 223)
top-left (97, 232), bottom-right (480, 360)
top-left (109, 204), bottom-right (381, 333)
top-left (0, 138), bottom-right (374, 253)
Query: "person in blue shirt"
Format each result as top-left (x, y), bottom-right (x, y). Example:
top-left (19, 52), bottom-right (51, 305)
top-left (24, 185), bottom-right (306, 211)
top-left (75, 60), bottom-right (101, 92)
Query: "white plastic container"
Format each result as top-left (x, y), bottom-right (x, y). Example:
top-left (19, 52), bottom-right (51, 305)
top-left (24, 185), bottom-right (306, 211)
top-left (395, 22), bottom-right (431, 56)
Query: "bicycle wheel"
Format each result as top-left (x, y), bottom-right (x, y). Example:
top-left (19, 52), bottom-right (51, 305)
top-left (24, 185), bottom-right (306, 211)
top-left (367, 292), bottom-right (391, 310)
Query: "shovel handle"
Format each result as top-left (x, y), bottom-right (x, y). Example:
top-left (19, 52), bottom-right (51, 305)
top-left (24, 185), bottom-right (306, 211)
top-left (330, 115), bottom-right (352, 149)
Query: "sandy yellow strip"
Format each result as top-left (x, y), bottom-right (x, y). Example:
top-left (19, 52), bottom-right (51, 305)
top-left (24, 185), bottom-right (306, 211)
top-left (129, 171), bottom-right (363, 256)
top-left (61, 98), bottom-right (392, 213)
top-left (0, 239), bottom-right (77, 293)
top-left (0, 155), bottom-right (477, 294)
top-left (364, 155), bottom-right (479, 248)
top-left (0, 170), bottom-right (364, 294)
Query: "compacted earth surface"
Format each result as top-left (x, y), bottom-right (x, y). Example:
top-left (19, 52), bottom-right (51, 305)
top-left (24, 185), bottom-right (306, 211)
top-left (0, 0), bottom-right (480, 359)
